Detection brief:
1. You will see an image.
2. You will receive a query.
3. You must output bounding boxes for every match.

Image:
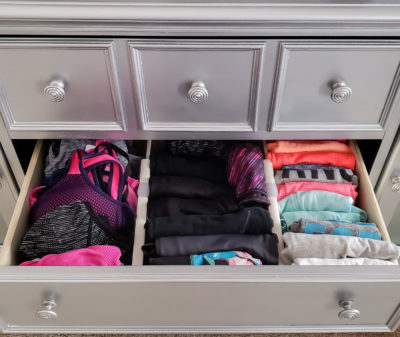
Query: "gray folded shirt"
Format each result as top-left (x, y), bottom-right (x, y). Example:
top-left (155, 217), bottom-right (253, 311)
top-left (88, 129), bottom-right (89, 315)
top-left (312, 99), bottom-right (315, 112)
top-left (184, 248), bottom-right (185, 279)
top-left (281, 232), bottom-right (400, 264)
top-left (274, 168), bottom-right (358, 185)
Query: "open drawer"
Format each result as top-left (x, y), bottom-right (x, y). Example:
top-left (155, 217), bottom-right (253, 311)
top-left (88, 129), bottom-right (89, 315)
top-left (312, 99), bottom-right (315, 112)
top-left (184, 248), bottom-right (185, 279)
top-left (0, 140), bottom-right (399, 334)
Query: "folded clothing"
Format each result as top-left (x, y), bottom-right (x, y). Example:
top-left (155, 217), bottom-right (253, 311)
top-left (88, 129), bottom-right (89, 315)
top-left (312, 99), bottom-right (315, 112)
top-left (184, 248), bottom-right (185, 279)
top-left (20, 246), bottom-right (122, 266)
top-left (227, 143), bottom-right (269, 207)
top-left (149, 176), bottom-right (234, 200)
top-left (145, 207), bottom-right (274, 241)
top-left (280, 210), bottom-right (367, 232)
top-left (266, 151), bottom-right (356, 170)
top-left (266, 140), bottom-right (352, 153)
top-left (148, 256), bottom-right (191, 265)
top-left (277, 181), bottom-right (358, 202)
top-left (150, 151), bottom-right (228, 184)
top-left (154, 233), bottom-right (279, 265)
top-left (289, 218), bottom-right (381, 240)
top-left (166, 140), bottom-right (232, 159)
top-left (18, 200), bottom-right (133, 264)
top-left (282, 163), bottom-right (349, 171)
top-left (147, 251), bottom-right (262, 266)
top-left (147, 195), bottom-right (239, 217)
top-left (278, 190), bottom-right (362, 214)
top-left (31, 150), bottom-right (135, 229)
top-left (191, 251), bottom-right (262, 266)
top-left (44, 139), bottom-right (128, 181)
top-left (292, 257), bottom-right (396, 266)
top-left (274, 168), bottom-right (358, 185)
top-left (281, 232), bottom-right (400, 264)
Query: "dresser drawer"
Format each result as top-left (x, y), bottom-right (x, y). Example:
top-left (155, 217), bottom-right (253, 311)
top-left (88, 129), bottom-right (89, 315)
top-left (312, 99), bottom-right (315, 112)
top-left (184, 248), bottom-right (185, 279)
top-left (0, 39), bottom-right (126, 135)
top-left (270, 41), bottom-right (400, 133)
top-left (0, 140), bottom-right (399, 333)
top-left (128, 40), bottom-right (266, 132)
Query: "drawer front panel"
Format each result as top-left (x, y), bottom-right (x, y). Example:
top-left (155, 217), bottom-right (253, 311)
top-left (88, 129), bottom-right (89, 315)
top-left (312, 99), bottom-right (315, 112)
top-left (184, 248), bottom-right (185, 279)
top-left (129, 40), bottom-right (266, 132)
top-left (270, 41), bottom-right (400, 132)
top-left (0, 39), bottom-right (126, 133)
top-left (0, 276), bottom-right (399, 332)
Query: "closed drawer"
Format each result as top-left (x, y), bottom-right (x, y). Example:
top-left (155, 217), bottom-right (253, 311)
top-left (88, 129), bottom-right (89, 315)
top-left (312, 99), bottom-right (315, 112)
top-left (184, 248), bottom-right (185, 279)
top-left (0, 39), bottom-right (126, 134)
top-left (270, 41), bottom-right (400, 133)
top-left (0, 140), bottom-right (399, 333)
top-left (129, 40), bottom-right (266, 132)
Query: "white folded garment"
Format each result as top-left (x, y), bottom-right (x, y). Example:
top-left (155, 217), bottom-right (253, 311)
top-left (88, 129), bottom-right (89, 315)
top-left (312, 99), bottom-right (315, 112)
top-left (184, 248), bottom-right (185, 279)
top-left (281, 232), bottom-right (400, 264)
top-left (292, 257), bottom-right (397, 266)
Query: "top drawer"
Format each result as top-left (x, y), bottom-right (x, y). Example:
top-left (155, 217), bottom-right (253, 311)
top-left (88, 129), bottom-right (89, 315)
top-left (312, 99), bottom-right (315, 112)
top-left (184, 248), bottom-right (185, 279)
top-left (129, 40), bottom-right (266, 132)
top-left (0, 39), bottom-right (126, 133)
top-left (270, 41), bottom-right (400, 133)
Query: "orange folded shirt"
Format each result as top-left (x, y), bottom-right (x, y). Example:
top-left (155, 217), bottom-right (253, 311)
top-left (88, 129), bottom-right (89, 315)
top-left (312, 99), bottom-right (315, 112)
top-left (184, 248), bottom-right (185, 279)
top-left (266, 140), bottom-right (352, 153)
top-left (277, 181), bottom-right (358, 202)
top-left (266, 151), bottom-right (356, 170)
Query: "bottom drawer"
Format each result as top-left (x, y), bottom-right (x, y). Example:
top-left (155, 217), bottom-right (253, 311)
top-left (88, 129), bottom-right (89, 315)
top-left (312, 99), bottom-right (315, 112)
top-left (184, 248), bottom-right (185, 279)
top-left (0, 139), bottom-right (399, 334)
top-left (0, 271), bottom-right (399, 333)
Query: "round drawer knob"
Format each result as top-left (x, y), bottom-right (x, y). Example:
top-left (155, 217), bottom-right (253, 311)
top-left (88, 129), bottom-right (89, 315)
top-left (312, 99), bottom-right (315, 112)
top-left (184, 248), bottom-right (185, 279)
top-left (36, 300), bottom-right (57, 319)
top-left (44, 79), bottom-right (65, 102)
top-left (392, 176), bottom-right (400, 192)
top-left (331, 81), bottom-right (352, 103)
top-left (338, 300), bottom-right (360, 320)
top-left (188, 81), bottom-right (208, 104)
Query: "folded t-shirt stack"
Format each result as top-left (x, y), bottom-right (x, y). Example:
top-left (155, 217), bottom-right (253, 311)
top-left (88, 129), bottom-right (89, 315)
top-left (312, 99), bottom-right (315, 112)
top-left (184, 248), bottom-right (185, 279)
top-left (266, 140), bottom-right (399, 265)
top-left (143, 140), bottom-right (279, 266)
top-left (18, 139), bottom-right (144, 266)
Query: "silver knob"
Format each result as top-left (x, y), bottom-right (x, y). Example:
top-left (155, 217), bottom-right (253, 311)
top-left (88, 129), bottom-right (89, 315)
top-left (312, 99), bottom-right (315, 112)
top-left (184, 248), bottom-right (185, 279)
top-left (338, 300), bottom-right (360, 320)
top-left (392, 176), bottom-right (400, 192)
top-left (188, 81), bottom-right (208, 104)
top-left (44, 79), bottom-right (65, 102)
top-left (36, 300), bottom-right (57, 319)
top-left (331, 81), bottom-right (352, 103)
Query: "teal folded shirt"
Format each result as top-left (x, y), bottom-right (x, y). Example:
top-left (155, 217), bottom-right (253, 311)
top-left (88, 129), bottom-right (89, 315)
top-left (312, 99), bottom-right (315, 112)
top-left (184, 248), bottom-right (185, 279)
top-left (281, 211), bottom-right (368, 233)
top-left (279, 190), bottom-right (361, 214)
top-left (278, 191), bottom-right (367, 232)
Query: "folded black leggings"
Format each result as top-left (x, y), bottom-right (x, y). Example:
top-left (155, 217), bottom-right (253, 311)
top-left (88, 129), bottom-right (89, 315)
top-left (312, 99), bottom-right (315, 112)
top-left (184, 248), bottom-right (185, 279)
top-left (150, 151), bottom-right (228, 184)
top-left (147, 196), bottom-right (239, 217)
top-left (149, 176), bottom-right (234, 199)
top-left (146, 207), bottom-right (274, 241)
top-left (155, 233), bottom-right (279, 265)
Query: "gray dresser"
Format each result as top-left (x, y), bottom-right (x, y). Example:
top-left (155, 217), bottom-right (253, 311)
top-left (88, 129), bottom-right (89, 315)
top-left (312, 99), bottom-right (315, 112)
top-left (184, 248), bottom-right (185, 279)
top-left (0, 0), bottom-right (400, 334)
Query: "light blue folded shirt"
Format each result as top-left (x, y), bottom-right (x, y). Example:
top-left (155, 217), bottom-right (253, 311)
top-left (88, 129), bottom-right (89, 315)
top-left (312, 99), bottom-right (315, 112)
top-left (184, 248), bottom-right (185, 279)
top-left (278, 190), bottom-right (363, 215)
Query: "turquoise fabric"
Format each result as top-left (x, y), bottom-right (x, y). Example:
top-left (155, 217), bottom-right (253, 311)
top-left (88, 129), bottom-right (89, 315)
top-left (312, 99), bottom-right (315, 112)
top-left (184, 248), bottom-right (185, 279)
top-left (300, 220), bottom-right (381, 240)
top-left (281, 211), bottom-right (367, 232)
top-left (278, 190), bottom-right (364, 216)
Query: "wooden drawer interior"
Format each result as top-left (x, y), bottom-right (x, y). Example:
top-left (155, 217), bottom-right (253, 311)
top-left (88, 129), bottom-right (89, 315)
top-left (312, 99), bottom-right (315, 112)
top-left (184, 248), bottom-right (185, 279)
top-left (0, 139), bottom-right (393, 266)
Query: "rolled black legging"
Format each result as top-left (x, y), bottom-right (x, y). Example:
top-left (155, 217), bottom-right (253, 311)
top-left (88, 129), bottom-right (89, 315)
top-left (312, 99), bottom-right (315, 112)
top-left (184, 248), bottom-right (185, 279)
top-left (149, 176), bottom-right (234, 199)
top-left (147, 196), bottom-right (239, 218)
top-left (146, 207), bottom-right (274, 241)
top-left (155, 233), bottom-right (279, 265)
top-left (148, 256), bottom-right (191, 265)
top-left (150, 151), bottom-right (228, 184)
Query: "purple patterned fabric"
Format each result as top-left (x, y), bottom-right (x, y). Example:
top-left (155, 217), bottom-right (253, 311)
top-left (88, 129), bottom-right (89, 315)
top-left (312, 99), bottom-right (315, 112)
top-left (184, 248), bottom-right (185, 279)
top-left (227, 143), bottom-right (269, 208)
top-left (31, 152), bottom-right (135, 230)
